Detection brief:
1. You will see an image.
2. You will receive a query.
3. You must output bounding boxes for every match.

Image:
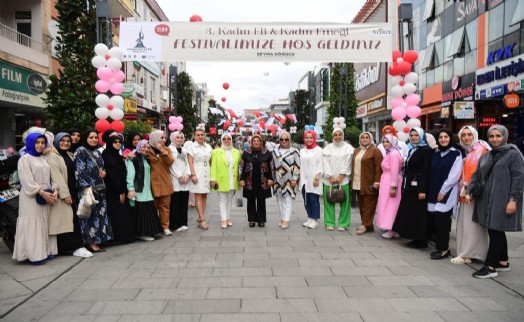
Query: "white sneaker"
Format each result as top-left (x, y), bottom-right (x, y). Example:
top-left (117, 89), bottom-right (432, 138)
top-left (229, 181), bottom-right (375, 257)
top-left (73, 247), bottom-right (93, 258)
top-left (163, 229), bottom-right (173, 236)
top-left (181, 225), bottom-right (189, 231)
top-left (381, 231), bottom-right (400, 239)
top-left (303, 218), bottom-right (312, 227)
top-left (138, 236), bottom-right (155, 241)
top-left (175, 227), bottom-right (185, 232)
top-left (307, 220), bottom-right (318, 229)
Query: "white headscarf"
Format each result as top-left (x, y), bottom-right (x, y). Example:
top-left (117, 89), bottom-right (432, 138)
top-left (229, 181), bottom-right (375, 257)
top-left (170, 131), bottom-right (184, 148)
top-left (458, 125), bottom-right (490, 152)
top-left (221, 133), bottom-right (233, 150)
top-left (332, 128), bottom-right (346, 148)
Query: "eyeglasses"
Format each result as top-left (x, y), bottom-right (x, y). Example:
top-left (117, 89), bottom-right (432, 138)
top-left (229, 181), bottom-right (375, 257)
top-left (280, 138), bottom-right (289, 142)
top-left (222, 137), bottom-right (232, 141)
top-left (61, 140), bottom-right (71, 143)
top-left (113, 140), bottom-right (122, 144)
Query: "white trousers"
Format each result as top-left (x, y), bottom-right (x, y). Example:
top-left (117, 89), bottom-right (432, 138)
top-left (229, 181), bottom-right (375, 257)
top-left (276, 194), bottom-right (293, 222)
top-left (218, 190), bottom-right (236, 220)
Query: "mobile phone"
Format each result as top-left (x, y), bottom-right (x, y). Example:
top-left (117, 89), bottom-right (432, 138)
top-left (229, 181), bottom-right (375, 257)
top-left (369, 184), bottom-right (375, 191)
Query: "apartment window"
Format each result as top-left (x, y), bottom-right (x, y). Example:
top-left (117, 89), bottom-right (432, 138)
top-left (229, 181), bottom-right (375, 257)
top-left (15, 11), bottom-right (31, 46)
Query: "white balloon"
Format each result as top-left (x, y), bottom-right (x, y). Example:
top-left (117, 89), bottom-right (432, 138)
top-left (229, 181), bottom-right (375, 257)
top-left (95, 107), bottom-right (110, 120)
top-left (106, 58), bottom-right (122, 71)
top-left (109, 108), bottom-right (124, 120)
top-left (407, 118), bottom-right (421, 129)
top-left (91, 56), bottom-right (106, 68)
top-left (403, 83), bottom-right (417, 95)
top-left (109, 95), bottom-right (124, 109)
top-left (404, 72), bottom-right (419, 84)
top-left (393, 120), bottom-right (407, 132)
top-left (390, 76), bottom-right (403, 86)
top-left (398, 132), bottom-right (409, 142)
top-left (391, 85), bottom-right (404, 98)
top-left (95, 94), bottom-right (110, 107)
top-left (108, 47), bottom-right (123, 60)
top-left (94, 43), bottom-right (109, 56)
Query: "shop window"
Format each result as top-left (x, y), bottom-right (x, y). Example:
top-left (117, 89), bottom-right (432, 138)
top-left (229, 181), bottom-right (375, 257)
top-left (488, 4), bottom-right (504, 42)
top-left (464, 49), bottom-right (477, 74)
top-left (510, 0), bottom-right (524, 26)
top-left (423, 0), bottom-right (435, 21)
top-left (443, 61), bottom-right (453, 82)
top-left (447, 26), bottom-right (465, 58)
top-left (465, 19), bottom-right (478, 50)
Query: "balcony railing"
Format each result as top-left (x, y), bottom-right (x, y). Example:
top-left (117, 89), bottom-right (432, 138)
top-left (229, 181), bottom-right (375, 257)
top-left (0, 23), bottom-right (49, 54)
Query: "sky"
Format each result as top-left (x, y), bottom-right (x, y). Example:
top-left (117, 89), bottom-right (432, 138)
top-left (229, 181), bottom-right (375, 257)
top-left (155, 0), bottom-right (367, 115)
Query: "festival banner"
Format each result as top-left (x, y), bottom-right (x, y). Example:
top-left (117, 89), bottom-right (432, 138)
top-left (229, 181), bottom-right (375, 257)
top-left (119, 22), bottom-right (393, 62)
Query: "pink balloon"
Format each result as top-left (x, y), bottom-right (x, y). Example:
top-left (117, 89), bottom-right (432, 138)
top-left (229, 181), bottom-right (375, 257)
top-left (391, 107), bottom-right (407, 121)
top-left (109, 82), bottom-right (123, 95)
top-left (175, 116), bottom-right (183, 123)
top-left (97, 67), bottom-right (113, 81)
top-left (168, 123), bottom-right (176, 131)
top-left (406, 105), bottom-right (422, 118)
top-left (176, 123), bottom-right (183, 131)
top-left (113, 70), bottom-right (125, 83)
top-left (95, 80), bottom-right (110, 93)
top-left (405, 93), bottom-right (421, 106)
top-left (391, 97), bottom-right (405, 109)
top-left (169, 116), bottom-right (176, 124)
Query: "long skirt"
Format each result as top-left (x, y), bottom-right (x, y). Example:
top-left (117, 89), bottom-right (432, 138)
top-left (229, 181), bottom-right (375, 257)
top-left (135, 200), bottom-right (163, 237)
top-left (392, 190), bottom-right (429, 241)
top-left (456, 202), bottom-right (488, 261)
top-left (106, 194), bottom-right (135, 243)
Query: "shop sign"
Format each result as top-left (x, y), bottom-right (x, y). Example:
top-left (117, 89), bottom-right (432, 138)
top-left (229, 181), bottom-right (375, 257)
top-left (121, 83), bottom-right (135, 98)
top-left (455, 0), bottom-right (479, 23)
top-left (356, 103), bottom-right (367, 118)
top-left (355, 63), bottom-right (380, 92)
top-left (0, 61), bottom-right (47, 107)
top-left (486, 43), bottom-right (515, 65)
top-left (366, 97), bottom-right (385, 114)
top-left (442, 74), bottom-right (475, 102)
top-left (478, 117), bottom-right (499, 128)
top-left (475, 53), bottom-right (524, 98)
top-left (504, 94), bottom-right (520, 109)
top-left (124, 98), bottom-right (137, 113)
top-left (453, 101), bottom-right (475, 119)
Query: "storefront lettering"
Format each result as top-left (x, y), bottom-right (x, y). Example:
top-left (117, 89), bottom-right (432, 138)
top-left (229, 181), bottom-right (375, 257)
top-left (1, 89), bottom-right (30, 102)
top-left (486, 43), bottom-right (515, 65)
top-left (355, 63), bottom-right (380, 91)
top-left (476, 58), bottom-right (524, 86)
top-left (456, 0), bottom-right (478, 22)
top-left (367, 98), bottom-right (384, 111)
top-left (478, 117), bottom-right (499, 127)
top-left (1, 68), bottom-right (22, 83)
top-left (442, 86), bottom-right (474, 102)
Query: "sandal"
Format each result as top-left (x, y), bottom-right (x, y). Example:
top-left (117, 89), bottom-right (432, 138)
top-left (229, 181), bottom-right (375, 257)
top-left (221, 220), bottom-right (228, 229)
top-left (281, 221), bottom-right (289, 229)
top-left (450, 256), bottom-right (471, 264)
top-left (356, 225), bottom-right (367, 235)
top-left (227, 220), bottom-right (233, 226)
top-left (197, 219), bottom-right (209, 230)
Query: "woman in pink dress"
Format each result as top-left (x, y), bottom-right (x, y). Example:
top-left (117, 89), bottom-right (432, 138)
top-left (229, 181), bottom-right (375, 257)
top-left (376, 134), bottom-right (403, 238)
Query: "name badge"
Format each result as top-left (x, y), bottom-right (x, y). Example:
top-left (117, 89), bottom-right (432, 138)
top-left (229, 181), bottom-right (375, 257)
top-left (411, 181), bottom-right (418, 187)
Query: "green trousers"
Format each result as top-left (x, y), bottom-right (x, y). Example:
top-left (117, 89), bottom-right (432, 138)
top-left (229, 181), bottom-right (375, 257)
top-left (323, 183), bottom-right (351, 228)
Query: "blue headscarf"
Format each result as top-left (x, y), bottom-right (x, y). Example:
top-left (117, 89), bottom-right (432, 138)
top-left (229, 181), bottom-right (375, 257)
top-left (25, 133), bottom-right (47, 157)
top-left (407, 127), bottom-right (427, 151)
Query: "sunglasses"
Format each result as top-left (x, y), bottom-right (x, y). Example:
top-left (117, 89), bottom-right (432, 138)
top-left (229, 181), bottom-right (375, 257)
top-left (113, 140), bottom-right (122, 144)
top-left (222, 137), bottom-right (232, 140)
top-left (280, 138), bottom-right (289, 141)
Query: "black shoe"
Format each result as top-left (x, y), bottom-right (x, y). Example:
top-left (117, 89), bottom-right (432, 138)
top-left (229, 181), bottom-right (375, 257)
top-left (430, 250), bottom-right (450, 260)
top-left (249, 222), bottom-right (256, 228)
top-left (406, 240), bottom-right (428, 249)
top-left (495, 262), bottom-right (510, 272)
top-left (472, 266), bottom-right (497, 279)
top-left (258, 222), bottom-right (265, 227)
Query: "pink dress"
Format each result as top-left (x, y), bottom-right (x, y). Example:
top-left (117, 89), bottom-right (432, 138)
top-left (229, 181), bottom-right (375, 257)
top-left (376, 149), bottom-right (403, 230)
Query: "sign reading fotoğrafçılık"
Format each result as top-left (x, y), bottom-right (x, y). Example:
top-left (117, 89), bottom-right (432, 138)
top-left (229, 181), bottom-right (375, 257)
top-left (119, 22), bottom-right (393, 62)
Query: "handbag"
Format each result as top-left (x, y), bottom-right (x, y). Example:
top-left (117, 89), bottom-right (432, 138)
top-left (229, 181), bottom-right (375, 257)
top-left (77, 187), bottom-right (99, 219)
top-left (36, 188), bottom-right (53, 205)
top-left (327, 185), bottom-right (345, 203)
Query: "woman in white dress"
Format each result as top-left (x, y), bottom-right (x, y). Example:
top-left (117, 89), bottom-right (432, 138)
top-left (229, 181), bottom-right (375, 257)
top-left (188, 128), bottom-right (213, 230)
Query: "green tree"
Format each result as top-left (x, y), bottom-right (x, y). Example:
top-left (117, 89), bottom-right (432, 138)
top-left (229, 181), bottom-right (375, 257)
top-left (44, 0), bottom-right (97, 132)
top-left (326, 63), bottom-right (358, 142)
top-left (123, 120), bottom-right (152, 139)
top-left (293, 89), bottom-right (312, 129)
top-left (174, 71), bottom-right (198, 138)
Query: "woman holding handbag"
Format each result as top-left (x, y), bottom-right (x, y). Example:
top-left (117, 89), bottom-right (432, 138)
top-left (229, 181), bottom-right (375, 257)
top-left (75, 129), bottom-right (113, 253)
top-left (322, 124), bottom-right (354, 231)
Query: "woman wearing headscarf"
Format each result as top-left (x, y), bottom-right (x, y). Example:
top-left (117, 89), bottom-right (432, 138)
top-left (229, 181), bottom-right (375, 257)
top-left (46, 133), bottom-right (92, 258)
top-left (51, 133), bottom-right (92, 257)
top-left (125, 132), bottom-right (142, 152)
top-left (147, 129), bottom-right (174, 235)
top-left (68, 128), bottom-right (82, 154)
top-left (377, 125), bottom-right (409, 158)
top-left (188, 128), bottom-right (213, 230)
top-left (426, 128), bottom-right (463, 260)
top-left (351, 132), bottom-right (383, 235)
top-left (102, 135), bottom-right (135, 243)
top-left (376, 134), bottom-right (403, 238)
top-left (75, 129), bottom-right (113, 252)
top-left (272, 131), bottom-right (300, 229)
top-left (393, 127), bottom-right (433, 248)
top-left (127, 140), bottom-right (163, 241)
top-left (239, 133), bottom-right (274, 227)
top-left (168, 131), bottom-right (191, 232)
top-left (322, 127), bottom-right (354, 231)
top-left (299, 130), bottom-right (323, 229)
top-left (451, 126), bottom-right (490, 264)
top-left (13, 133), bottom-right (57, 264)
top-left (211, 133), bottom-right (241, 229)
top-left (467, 125), bottom-right (524, 278)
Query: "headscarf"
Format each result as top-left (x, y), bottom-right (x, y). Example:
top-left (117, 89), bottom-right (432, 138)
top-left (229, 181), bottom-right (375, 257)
top-left (250, 133), bottom-right (264, 152)
top-left (149, 130), bottom-right (165, 148)
top-left (383, 134), bottom-right (398, 154)
top-left (279, 132), bottom-right (292, 149)
top-left (126, 131), bottom-right (142, 150)
top-left (487, 125), bottom-right (511, 152)
top-left (80, 129), bottom-right (98, 151)
top-left (425, 132), bottom-right (438, 150)
top-left (221, 133), bottom-right (233, 150)
top-left (332, 128), bottom-right (346, 148)
top-left (435, 128), bottom-right (454, 152)
top-left (303, 130), bottom-right (318, 149)
top-left (407, 127), bottom-right (427, 151)
top-left (44, 131), bottom-right (55, 149)
top-left (381, 125), bottom-right (398, 137)
top-left (103, 135), bottom-right (122, 157)
top-left (25, 133), bottom-right (46, 157)
top-left (170, 131), bottom-right (185, 147)
top-left (136, 139), bottom-right (149, 154)
top-left (54, 132), bottom-right (71, 158)
top-left (458, 125), bottom-right (490, 153)
top-left (68, 128), bottom-right (81, 153)
top-left (358, 132), bottom-right (375, 149)
top-left (102, 129), bottom-right (116, 145)
top-left (54, 132), bottom-right (76, 197)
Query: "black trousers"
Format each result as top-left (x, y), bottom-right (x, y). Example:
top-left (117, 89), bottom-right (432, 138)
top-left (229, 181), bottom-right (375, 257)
top-left (247, 197), bottom-right (266, 223)
top-left (429, 210), bottom-right (452, 251)
top-left (485, 229), bottom-right (508, 268)
top-left (169, 191), bottom-right (189, 230)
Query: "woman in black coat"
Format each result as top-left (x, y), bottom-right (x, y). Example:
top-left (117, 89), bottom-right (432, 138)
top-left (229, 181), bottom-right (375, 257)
top-left (393, 127), bottom-right (433, 248)
top-left (102, 135), bottom-right (135, 243)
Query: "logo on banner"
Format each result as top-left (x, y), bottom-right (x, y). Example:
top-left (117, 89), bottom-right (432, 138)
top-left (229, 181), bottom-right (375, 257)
top-left (504, 94), bottom-right (520, 108)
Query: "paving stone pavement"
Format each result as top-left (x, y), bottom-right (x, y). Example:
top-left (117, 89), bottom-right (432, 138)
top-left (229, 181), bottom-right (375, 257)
top-left (1, 192), bottom-right (523, 321)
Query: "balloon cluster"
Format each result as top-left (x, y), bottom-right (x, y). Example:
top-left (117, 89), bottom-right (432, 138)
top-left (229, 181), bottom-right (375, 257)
top-left (304, 125), bottom-right (315, 131)
top-left (168, 116), bottom-right (184, 132)
top-left (196, 123), bottom-right (206, 131)
top-left (290, 126), bottom-right (297, 134)
top-left (92, 43), bottom-right (125, 136)
top-left (333, 117), bottom-right (347, 130)
top-left (389, 50), bottom-right (422, 142)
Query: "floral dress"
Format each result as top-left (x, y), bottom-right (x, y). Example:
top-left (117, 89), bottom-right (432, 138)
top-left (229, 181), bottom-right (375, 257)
top-left (75, 147), bottom-right (113, 244)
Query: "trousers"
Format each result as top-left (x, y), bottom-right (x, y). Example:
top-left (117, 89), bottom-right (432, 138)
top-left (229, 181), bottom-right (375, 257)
top-left (276, 194), bottom-right (293, 222)
top-left (218, 190), bottom-right (236, 220)
top-left (154, 195), bottom-right (171, 230)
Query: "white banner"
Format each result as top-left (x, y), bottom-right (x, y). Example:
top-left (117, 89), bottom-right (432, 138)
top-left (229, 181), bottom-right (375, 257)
top-left (120, 22), bottom-right (392, 62)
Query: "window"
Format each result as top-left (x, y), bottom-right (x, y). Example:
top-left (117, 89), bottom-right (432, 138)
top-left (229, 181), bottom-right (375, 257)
top-left (465, 19), bottom-right (478, 51)
top-left (150, 77), bottom-right (156, 102)
top-left (435, 65), bottom-right (444, 84)
top-left (435, 39), bottom-right (444, 66)
top-left (426, 69), bottom-right (435, 87)
top-left (448, 27), bottom-right (465, 58)
top-left (423, 0), bottom-right (435, 21)
top-left (465, 50), bottom-right (477, 74)
top-left (422, 44), bottom-right (435, 70)
top-left (504, 31), bottom-right (520, 56)
top-left (443, 61), bottom-right (453, 82)
top-left (510, 0), bottom-right (524, 26)
top-left (488, 4), bottom-right (504, 42)
top-left (453, 56), bottom-right (465, 77)
top-left (15, 11), bottom-right (31, 46)
top-left (504, 0), bottom-right (520, 34)
top-left (443, 34), bottom-right (453, 63)
top-left (441, 6), bottom-right (454, 38)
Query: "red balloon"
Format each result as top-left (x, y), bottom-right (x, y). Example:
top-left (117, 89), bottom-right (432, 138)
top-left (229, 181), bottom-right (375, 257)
top-left (106, 104), bottom-right (114, 111)
top-left (237, 120), bottom-right (244, 126)
top-left (388, 65), bottom-right (400, 76)
top-left (221, 97), bottom-right (226, 102)
top-left (403, 126), bottom-right (410, 133)
top-left (189, 15), bottom-right (202, 22)
top-left (223, 83), bottom-right (230, 90)
top-left (98, 133), bottom-right (105, 146)
top-left (209, 127), bottom-right (217, 135)
top-left (392, 50), bottom-right (402, 63)
top-left (403, 50), bottom-right (419, 64)
top-left (398, 61), bottom-right (412, 75)
top-left (399, 80), bottom-right (405, 86)
top-left (111, 120), bottom-right (125, 133)
top-left (280, 118), bottom-right (286, 125)
top-left (95, 119), bottom-right (111, 133)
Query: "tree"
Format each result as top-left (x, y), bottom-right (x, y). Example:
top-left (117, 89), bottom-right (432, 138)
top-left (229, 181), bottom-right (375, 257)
top-left (44, 0), bottom-right (98, 132)
top-left (174, 72), bottom-right (198, 138)
top-left (293, 89), bottom-right (312, 129)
